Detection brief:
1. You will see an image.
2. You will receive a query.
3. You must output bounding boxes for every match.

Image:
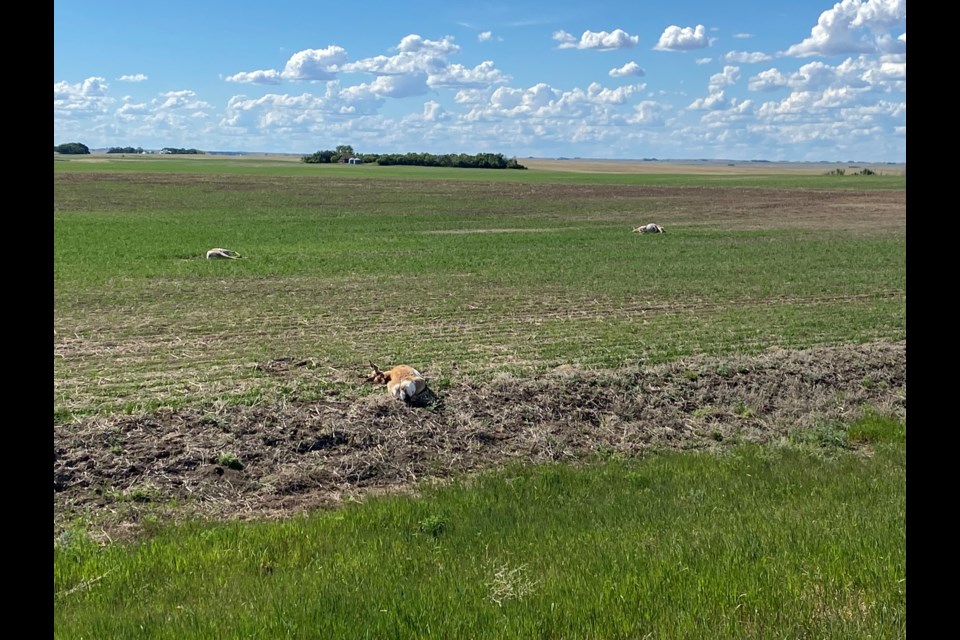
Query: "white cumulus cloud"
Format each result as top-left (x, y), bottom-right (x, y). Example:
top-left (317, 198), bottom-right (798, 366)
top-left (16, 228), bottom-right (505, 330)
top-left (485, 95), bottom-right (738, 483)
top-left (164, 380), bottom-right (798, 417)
top-left (340, 35), bottom-right (508, 93)
top-left (709, 66), bottom-right (741, 92)
top-left (783, 0), bottom-right (906, 57)
top-left (723, 51), bottom-right (772, 64)
top-left (55, 77), bottom-right (109, 99)
top-left (396, 34), bottom-right (460, 55)
top-left (281, 46), bottom-right (348, 81)
top-left (453, 88), bottom-right (486, 104)
top-left (873, 33), bottom-right (906, 54)
top-left (54, 77), bottom-right (113, 114)
top-left (788, 61), bottom-right (841, 91)
top-left (365, 74), bottom-right (430, 98)
top-left (748, 68), bottom-right (788, 91)
top-left (220, 90), bottom-right (371, 129)
top-left (427, 60), bottom-right (511, 89)
top-left (654, 25), bottom-right (709, 51)
top-left (118, 74), bottom-right (148, 82)
top-left (486, 83), bottom-right (560, 115)
top-left (553, 29), bottom-right (639, 50)
top-left (688, 91), bottom-right (730, 111)
top-left (116, 102), bottom-right (150, 120)
top-left (226, 69), bottom-right (283, 85)
top-left (584, 82), bottom-right (644, 104)
top-left (422, 100), bottom-right (449, 121)
top-left (341, 53), bottom-right (426, 76)
top-left (153, 90), bottom-right (213, 111)
top-left (627, 100), bottom-right (669, 125)
top-left (609, 62), bottom-right (646, 78)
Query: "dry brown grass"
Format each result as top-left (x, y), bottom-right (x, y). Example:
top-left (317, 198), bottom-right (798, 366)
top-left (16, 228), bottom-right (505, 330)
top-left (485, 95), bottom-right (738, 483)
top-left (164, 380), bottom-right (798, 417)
top-left (54, 340), bottom-right (905, 541)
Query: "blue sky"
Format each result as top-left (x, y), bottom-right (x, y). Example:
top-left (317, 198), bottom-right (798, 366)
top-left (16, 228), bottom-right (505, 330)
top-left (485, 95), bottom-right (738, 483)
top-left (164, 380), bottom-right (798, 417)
top-left (54, 0), bottom-right (906, 162)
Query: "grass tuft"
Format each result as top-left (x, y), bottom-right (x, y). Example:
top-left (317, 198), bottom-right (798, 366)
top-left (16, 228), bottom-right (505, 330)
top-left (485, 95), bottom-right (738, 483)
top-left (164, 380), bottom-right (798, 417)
top-left (847, 407), bottom-right (906, 445)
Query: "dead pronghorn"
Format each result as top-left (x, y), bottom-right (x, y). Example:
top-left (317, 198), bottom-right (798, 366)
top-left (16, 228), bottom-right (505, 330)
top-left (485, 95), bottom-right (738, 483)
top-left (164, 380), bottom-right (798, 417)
top-left (366, 361), bottom-right (427, 402)
top-left (206, 247), bottom-right (242, 259)
top-left (632, 223), bottom-right (665, 234)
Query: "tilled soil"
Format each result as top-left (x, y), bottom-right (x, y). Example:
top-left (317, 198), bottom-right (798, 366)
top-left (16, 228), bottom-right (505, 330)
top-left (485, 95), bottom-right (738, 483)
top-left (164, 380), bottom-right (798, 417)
top-left (54, 340), bottom-right (905, 541)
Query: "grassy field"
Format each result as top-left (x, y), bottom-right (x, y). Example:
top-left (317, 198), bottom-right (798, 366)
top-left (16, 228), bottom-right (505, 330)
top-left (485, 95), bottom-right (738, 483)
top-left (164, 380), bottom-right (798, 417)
top-left (55, 152), bottom-right (906, 188)
top-left (55, 419), bottom-right (905, 639)
top-left (54, 159), bottom-right (905, 418)
top-left (53, 157), bottom-right (906, 638)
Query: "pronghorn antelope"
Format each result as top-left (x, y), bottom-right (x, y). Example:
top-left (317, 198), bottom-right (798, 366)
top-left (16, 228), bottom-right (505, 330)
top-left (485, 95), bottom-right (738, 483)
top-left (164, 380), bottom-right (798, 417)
top-left (632, 223), bottom-right (665, 234)
top-left (366, 362), bottom-right (427, 402)
top-left (206, 247), bottom-right (242, 259)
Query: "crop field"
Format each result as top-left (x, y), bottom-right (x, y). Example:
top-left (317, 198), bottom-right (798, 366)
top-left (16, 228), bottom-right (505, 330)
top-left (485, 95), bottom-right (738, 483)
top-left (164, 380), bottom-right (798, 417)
top-left (54, 156), bottom-right (905, 529)
top-left (54, 156), bottom-right (905, 637)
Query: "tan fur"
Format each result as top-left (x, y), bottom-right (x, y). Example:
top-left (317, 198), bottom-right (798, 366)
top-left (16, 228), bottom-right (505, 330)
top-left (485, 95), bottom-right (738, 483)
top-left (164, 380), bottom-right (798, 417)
top-left (366, 362), bottom-right (427, 401)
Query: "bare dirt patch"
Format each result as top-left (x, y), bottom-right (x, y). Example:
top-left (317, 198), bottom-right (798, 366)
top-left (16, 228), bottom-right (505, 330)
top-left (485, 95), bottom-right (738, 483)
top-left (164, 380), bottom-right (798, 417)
top-left (54, 341), bottom-right (905, 541)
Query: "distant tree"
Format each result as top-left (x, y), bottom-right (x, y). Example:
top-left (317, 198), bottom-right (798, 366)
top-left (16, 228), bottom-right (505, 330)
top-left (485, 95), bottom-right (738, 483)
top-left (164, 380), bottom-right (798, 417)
top-left (373, 151), bottom-right (525, 169)
top-left (55, 142), bottom-right (90, 155)
top-left (161, 147), bottom-right (204, 154)
top-left (302, 147), bottom-right (526, 169)
top-left (302, 149), bottom-right (336, 164)
top-left (107, 146), bottom-right (144, 154)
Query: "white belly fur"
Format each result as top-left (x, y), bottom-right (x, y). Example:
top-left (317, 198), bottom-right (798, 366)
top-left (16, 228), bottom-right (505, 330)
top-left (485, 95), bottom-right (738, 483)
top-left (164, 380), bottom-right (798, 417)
top-left (388, 377), bottom-right (423, 400)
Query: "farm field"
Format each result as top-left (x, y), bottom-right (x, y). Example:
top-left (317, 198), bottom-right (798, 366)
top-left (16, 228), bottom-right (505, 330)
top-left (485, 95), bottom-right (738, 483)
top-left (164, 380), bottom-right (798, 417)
top-left (54, 156), bottom-right (905, 533)
top-left (54, 157), bottom-right (905, 637)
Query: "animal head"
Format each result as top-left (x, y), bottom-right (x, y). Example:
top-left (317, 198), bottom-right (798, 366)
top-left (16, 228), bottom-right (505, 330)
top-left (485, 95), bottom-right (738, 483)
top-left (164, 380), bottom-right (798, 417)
top-left (366, 361), bottom-right (391, 384)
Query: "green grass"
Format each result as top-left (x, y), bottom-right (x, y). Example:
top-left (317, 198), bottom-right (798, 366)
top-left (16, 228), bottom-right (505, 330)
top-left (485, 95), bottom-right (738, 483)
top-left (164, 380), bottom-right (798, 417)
top-left (54, 431), bottom-right (905, 639)
top-left (54, 162), bottom-right (906, 637)
top-left (846, 409), bottom-right (906, 446)
top-left (54, 155), bottom-right (907, 189)
top-left (54, 169), bottom-right (905, 418)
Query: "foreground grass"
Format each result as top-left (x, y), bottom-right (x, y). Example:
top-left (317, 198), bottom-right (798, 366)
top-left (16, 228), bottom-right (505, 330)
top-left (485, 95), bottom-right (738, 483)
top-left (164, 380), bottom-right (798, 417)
top-left (54, 412), bottom-right (905, 640)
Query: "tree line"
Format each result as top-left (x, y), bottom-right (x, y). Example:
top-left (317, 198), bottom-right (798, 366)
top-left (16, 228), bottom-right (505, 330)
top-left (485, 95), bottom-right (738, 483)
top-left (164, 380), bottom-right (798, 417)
top-left (160, 148), bottom-right (205, 154)
top-left (302, 145), bottom-right (526, 169)
top-left (55, 143), bottom-right (205, 155)
top-left (54, 142), bottom-right (90, 154)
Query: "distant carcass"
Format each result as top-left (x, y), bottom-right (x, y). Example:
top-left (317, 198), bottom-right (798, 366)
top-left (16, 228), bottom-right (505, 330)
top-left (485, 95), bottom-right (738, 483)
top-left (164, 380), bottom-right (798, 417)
top-left (632, 223), bottom-right (665, 234)
top-left (206, 247), bottom-right (242, 259)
